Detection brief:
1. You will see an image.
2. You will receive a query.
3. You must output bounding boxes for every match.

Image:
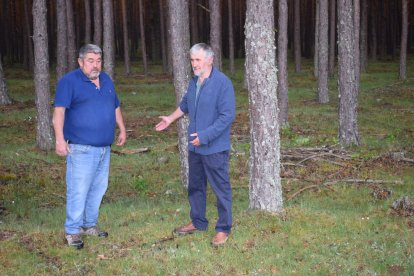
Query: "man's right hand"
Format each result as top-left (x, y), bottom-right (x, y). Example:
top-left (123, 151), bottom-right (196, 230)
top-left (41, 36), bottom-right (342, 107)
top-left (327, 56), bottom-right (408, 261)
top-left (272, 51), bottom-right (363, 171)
top-left (155, 116), bottom-right (172, 131)
top-left (55, 140), bottom-right (69, 156)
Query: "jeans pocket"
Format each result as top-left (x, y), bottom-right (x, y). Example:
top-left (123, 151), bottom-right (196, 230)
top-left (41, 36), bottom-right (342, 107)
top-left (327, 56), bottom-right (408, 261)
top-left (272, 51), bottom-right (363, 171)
top-left (68, 144), bottom-right (91, 155)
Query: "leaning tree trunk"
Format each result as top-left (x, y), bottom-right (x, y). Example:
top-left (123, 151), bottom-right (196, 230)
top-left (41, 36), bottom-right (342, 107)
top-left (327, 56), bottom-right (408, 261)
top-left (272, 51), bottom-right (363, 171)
top-left (337, 0), bottom-right (359, 147)
top-left (277, 0), bottom-right (288, 126)
top-left (32, 0), bottom-right (54, 150)
top-left (210, 0), bottom-right (222, 70)
top-left (0, 56), bottom-right (12, 105)
top-left (318, 0), bottom-right (329, 103)
top-left (56, 0), bottom-right (68, 81)
top-left (121, 0), bottom-right (131, 75)
top-left (139, 0), bottom-right (148, 75)
top-left (93, 0), bottom-right (102, 46)
top-left (294, 0), bottom-right (301, 73)
top-left (103, 0), bottom-right (115, 79)
top-left (399, 0), bottom-right (408, 80)
top-left (168, 0), bottom-right (191, 188)
top-left (245, 0), bottom-right (283, 213)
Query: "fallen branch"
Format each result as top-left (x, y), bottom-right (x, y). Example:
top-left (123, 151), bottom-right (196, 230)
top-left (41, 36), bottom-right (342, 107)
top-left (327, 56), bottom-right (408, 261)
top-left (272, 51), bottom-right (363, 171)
top-left (324, 179), bottom-right (404, 186)
top-left (111, 148), bottom-right (149, 155)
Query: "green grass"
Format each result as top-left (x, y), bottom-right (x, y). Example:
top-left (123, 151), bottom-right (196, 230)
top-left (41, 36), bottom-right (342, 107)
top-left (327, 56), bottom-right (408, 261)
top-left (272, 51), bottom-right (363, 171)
top-left (0, 57), bottom-right (413, 274)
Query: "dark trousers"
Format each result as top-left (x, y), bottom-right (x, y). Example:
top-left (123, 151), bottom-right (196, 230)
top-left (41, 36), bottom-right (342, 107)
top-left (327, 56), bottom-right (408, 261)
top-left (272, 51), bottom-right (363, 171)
top-left (188, 150), bottom-right (232, 233)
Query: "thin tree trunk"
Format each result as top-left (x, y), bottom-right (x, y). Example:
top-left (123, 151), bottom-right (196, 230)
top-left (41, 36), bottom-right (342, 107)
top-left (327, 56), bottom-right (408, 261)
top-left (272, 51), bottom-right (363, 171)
top-left (360, 0), bottom-right (368, 72)
top-left (337, 0), bottom-right (359, 147)
top-left (399, 0), bottom-right (408, 80)
top-left (314, 0), bottom-right (319, 78)
top-left (294, 0), bottom-right (301, 72)
top-left (84, 0), bottom-right (91, 44)
top-left (370, 1), bottom-right (377, 60)
top-left (24, 0), bottom-right (34, 72)
top-left (277, 0), bottom-right (289, 126)
top-left (0, 55), bottom-right (12, 105)
top-left (66, 0), bottom-right (77, 70)
top-left (245, 0), bottom-right (283, 213)
top-left (159, 0), bottom-right (168, 73)
top-left (318, 0), bottom-right (329, 103)
top-left (121, 0), bottom-right (130, 75)
top-left (168, 0), bottom-right (191, 188)
top-left (228, 0), bottom-right (235, 75)
top-left (32, 0), bottom-right (54, 150)
top-left (103, 0), bottom-right (115, 79)
top-left (210, 0), bottom-right (222, 70)
top-left (190, 0), bottom-right (199, 45)
top-left (353, 0), bottom-right (360, 85)
top-left (93, 0), bottom-right (102, 46)
top-left (329, 0), bottom-right (336, 76)
top-left (56, 0), bottom-right (68, 80)
top-left (139, 0), bottom-right (148, 75)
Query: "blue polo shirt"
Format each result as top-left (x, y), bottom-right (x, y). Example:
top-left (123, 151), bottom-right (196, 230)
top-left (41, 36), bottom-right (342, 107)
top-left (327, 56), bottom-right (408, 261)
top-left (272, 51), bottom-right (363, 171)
top-left (54, 69), bottom-right (120, 147)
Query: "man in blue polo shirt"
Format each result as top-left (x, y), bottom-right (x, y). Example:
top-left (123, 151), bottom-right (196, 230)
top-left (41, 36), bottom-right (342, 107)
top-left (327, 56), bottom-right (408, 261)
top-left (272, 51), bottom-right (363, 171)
top-left (53, 44), bottom-right (126, 249)
top-left (155, 43), bottom-right (235, 246)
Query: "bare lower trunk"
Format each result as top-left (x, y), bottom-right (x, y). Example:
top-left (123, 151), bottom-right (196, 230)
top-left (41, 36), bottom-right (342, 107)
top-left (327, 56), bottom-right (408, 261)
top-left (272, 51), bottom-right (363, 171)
top-left (318, 0), bottom-right (329, 103)
top-left (277, 0), bottom-right (288, 125)
top-left (0, 56), bottom-right (12, 105)
top-left (245, 0), bottom-right (283, 213)
top-left (399, 0), bottom-right (408, 80)
top-left (103, 0), bottom-right (115, 79)
top-left (210, 0), bottom-right (222, 70)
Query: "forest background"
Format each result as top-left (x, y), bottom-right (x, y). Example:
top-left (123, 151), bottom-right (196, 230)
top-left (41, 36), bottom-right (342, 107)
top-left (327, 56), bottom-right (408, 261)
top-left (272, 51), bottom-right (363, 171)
top-left (0, 0), bottom-right (414, 274)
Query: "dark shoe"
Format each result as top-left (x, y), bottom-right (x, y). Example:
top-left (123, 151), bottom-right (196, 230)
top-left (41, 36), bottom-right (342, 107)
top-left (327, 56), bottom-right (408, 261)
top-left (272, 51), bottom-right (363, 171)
top-left (80, 226), bottom-right (108, 238)
top-left (211, 232), bottom-right (229, 246)
top-left (65, 233), bottom-right (84, 249)
top-left (173, 222), bottom-right (199, 236)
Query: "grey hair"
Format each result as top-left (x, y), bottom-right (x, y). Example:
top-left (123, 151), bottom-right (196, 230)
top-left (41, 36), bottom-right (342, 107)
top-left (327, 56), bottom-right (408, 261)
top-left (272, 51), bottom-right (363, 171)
top-left (78, 44), bottom-right (102, 59)
top-left (190, 43), bottom-right (215, 59)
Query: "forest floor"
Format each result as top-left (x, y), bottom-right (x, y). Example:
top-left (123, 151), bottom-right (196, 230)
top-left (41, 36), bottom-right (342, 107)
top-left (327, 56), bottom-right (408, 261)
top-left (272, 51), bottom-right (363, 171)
top-left (0, 59), bottom-right (413, 274)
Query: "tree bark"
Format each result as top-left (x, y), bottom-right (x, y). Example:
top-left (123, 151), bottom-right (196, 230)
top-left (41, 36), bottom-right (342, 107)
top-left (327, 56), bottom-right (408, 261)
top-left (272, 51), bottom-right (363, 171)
top-left (359, 0), bottom-right (368, 72)
top-left (0, 55), bottom-right (12, 105)
top-left (245, 0), bottom-right (283, 213)
top-left (103, 0), bottom-right (115, 79)
top-left (318, 0), bottom-right (329, 103)
top-left (399, 0), bottom-right (408, 80)
top-left (337, 0), bottom-right (359, 147)
top-left (159, 0), bottom-right (168, 73)
top-left (210, 0), bottom-right (222, 70)
top-left (294, 0), bottom-right (301, 72)
top-left (66, 0), bottom-right (77, 71)
top-left (370, 1), bottom-right (377, 60)
top-left (139, 0), bottom-right (148, 75)
top-left (277, 0), bottom-right (289, 126)
top-left (353, 0), bottom-right (360, 85)
top-left (23, 0), bottom-right (34, 72)
top-left (84, 0), bottom-right (91, 44)
top-left (121, 0), bottom-right (130, 75)
top-left (190, 0), bottom-right (199, 45)
top-left (56, 0), bottom-right (68, 81)
top-left (328, 0), bottom-right (336, 76)
top-left (32, 0), bottom-right (54, 150)
top-left (314, 0), bottom-right (319, 78)
top-left (93, 0), bottom-right (102, 46)
top-left (168, 0), bottom-right (191, 188)
top-left (228, 0), bottom-right (235, 75)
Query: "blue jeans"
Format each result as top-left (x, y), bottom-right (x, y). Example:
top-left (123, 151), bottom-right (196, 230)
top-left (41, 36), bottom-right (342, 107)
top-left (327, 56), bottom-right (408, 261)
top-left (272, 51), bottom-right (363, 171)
top-left (65, 144), bottom-right (110, 234)
top-left (188, 150), bottom-right (232, 233)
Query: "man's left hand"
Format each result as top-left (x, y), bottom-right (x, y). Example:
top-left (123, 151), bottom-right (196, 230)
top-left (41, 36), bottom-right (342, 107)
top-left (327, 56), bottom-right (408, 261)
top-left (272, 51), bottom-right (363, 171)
top-left (190, 133), bottom-right (200, 147)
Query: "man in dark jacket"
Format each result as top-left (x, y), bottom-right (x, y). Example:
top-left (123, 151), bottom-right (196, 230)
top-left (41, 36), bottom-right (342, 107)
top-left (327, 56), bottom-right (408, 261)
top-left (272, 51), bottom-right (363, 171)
top-left (155, 43), bottom-right (235, 246)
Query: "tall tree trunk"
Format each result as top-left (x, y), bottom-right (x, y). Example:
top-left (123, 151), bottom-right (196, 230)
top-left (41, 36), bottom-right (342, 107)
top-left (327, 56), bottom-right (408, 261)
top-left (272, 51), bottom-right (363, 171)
top-left (66, 0), bottom-right (77, 70)
top-left (277, 0), bottom-right (289, 126)
top-left (121, 0), bottom-right (130, 75)
top-left (210, 0), bottom-right (222, 70)
top-left (314, 0), bottom-right (319, 78)
top-left (93, 0), bottom-right (102, 46)
top-left (24, 0), bottom-right (34, 72)
top-left (32, 0), bottom-right (54, 150)
top-left (103, 0), bottom-right (115, 79)
top-left (159, 0), bottom-right (168, 73)
top-left (399, 0), bottom-right (408, 80)
top-left (370, 1), bottom-right (377, 60)
top-left (168, 0), bottom-right (191, 188)
top-left (294, 0), bottom-right (301, 72)
top-left (245, 0), bottom-right (283, 213)
top-left (0, 56), bottom-right (12, 105)
top-left (353, 0), bottom-right (360, 85)
top-left (337, 0), bottom-right (359, 147)
top-left (318, 0), bottom-right (329, 103)
top-left (84, 0), bottom-right (91, 44)
top-left (190, 0), bottom-right (199, 45)
top-left (56, 0), bottom-right (68, 80)
top-left (360, 0), bottom-right (368, 72)
top-left (228, 0), bottom-right (235, 75)
top-left (329, 0), bottom-right (336, 76)
top-left (139, 0), bottom-right (148, 75)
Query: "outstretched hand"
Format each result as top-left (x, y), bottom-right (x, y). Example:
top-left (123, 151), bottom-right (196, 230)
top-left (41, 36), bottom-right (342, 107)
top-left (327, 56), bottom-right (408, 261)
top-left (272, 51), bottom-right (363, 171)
top-left (155, 116), bottom-right (172, 131)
